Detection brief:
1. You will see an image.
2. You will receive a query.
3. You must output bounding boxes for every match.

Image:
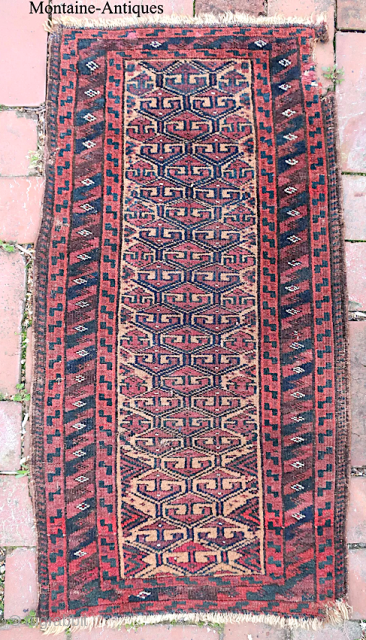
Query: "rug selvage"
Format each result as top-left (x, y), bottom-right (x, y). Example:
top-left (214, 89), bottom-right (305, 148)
top-left (322, 93), bottom-right (350, 602)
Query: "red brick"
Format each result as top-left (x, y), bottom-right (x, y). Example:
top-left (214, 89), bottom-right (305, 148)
top-left (345, 243), bottom-right (366, 310)
top-left (349, 321), bottom-right (366, 467)
top-left (22, 327), bottom-right (33, 461)
top-left (0, 112), bottom-right (38, 177)
top-left (336, 33), bottom-right (366, 173)
top-left (0, 401), bottom-right (22, 471)
top-left (0, 476), bottom-right (36, 546)
top-left (0, 250), bottom-right (25, 396)
top-left (0, 1), bottom-right (47, 106)
top-left (267, 0), bottom-right (332, 15)
top-left (4, 548), bottom-right (37, 620)
top-left (343, 176), bottom-right (366, 241)
top-left (73, 624), bottom-right (219, 640)
top-left (268, 0), bottom-right (334, 91)
top-left (196, 0), bottom-right (265, 16)
top-left (348, 548), bottom-right (366, 618)
top-left (337, 0), bottom-right (366, 30)
top-left (0, 177), bottom-right (44, 244)
top-left (347, 477), bottom-right (366, 543)
top-left (0, 629), bottom-right (66, 640)
top-left (25, 327), bottom-right (33, 393)
top-left (23, 415), bottom-right (31, 461)
top-left (224, 622), bottom-right (285, 640)
top-left (1, 0), bottom-right (194, 108)
top-left (292, 622), bottom-right (362, 640)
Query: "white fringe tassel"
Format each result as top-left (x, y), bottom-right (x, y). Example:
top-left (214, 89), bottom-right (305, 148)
top-left (45, 11), bottom-right (327, 32)
top-left (39, 600), bottom-right (349, 635)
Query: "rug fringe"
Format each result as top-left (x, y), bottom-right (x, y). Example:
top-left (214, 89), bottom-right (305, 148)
top-left (324, 599), bottom-right (351, 625)
top-left (38, 601), bottom-right (349, 635)
top-left (44, 11), bottom-right (327, 33)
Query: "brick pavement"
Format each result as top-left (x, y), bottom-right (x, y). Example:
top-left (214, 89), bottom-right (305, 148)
top-left (0, 0), bottom-right (365, 637)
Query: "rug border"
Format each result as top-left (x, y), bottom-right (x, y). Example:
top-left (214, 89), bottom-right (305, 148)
top-left (30, 27), bottom-right (64, 620)
top-left (30, 22), bottom-right (350, 630)
top-left (322, 93), bottom-right (350, 603)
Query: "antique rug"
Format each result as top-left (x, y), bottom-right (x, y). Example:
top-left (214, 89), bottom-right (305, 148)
top-left (32, 15), bottom-right (349, 630)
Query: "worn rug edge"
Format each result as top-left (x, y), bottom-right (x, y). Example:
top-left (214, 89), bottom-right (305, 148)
top-left (38, 600), bottom-right (350, 635)
top-left (322, 92), bottom-right (351, 607)
top-left (44, 11), bottom-right (328, 37)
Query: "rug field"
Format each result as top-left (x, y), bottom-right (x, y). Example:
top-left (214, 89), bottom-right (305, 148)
top-left (32, 17), bottom-right (349, 628)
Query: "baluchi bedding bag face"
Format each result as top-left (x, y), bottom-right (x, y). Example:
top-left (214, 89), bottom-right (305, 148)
top-left (32, 17), bottom-right (349, 629)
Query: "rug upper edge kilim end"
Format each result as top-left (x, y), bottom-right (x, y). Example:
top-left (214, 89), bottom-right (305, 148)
top-left (46, 12), bottom-right (328, 41)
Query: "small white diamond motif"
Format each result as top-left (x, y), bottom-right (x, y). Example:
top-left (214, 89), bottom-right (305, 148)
top-left (76, 503), bottom-right (90, 511)
top-left (85, 89), bottom-right (100, 97)
top-left (77, 254), bottom-right (91, 261)
top-left (82, 140), bottom-right (96, 149)
top-left (292, 391), bottom-right (305, 398)
top-left (279, 58), bottom-right (291, 67)
top-left (80, 203), bottom-right (94, 211)
top-left (74, 550), bottom-right (87, 557)
top-left (288, 235), bottom-right (301, 243)
top-left (74, 277), bottom-right (87, 285)
top-left (151, 41), bottom-right (161, 48)
top-left (83, 113), bottom-right (96, 122)
top-left (76, 476), bottom-right (88, 483)
top-left (82, 178), bottom-right (94, 186)
top-left (291, 436), bottom-right (305, 443)
top-left (286, 308), bottom-right (299, 316)
top-left (279, 83), bottom-right (291, 91)
top-left (282, 109), bottom-right (296, 118)
top-left (77, 349), bottom-right (89, 356)
top-left (293, 366), bottom-right (305, 373)
top-left (73, 400), bottom-right (86, 408)
top-left (72, 422), bottom-right (86, 430)
top-left (75, 375), bottom-right (85, 383)
top-left (255, 40), bottom-right (267, 47)
top-left (285, 186), bottom-right (297, 195)
top-left (285, 158), bottom-right (298, 166)
top-left (291, 484), bottom-right (304, 492)
top-left (73, 450), bottom-right (86, 458)
top-left (75, 325), bottom-right (87, 332)
top-left (75, 301), bottom-right (89, 308)
top-left (86, 60), bottom-right (99, 71)
top-left (78, 229), bottom-right (92, 237)
top-left (283, 133), bottom-right (298, 141)
top-left (292, 415), bottom-right (305, 422)
top-left (292, 512), bottom-right (305, 521)
top-left (285, 285), bottom-right (299, 292)
top-left (291, 461), bottom-right (304, 469)
top-left (291, 342), bottom-right (304, 350)
top-left (287, 210), bottom-right (300, 217)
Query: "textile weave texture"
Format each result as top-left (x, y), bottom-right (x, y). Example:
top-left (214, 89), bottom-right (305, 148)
top-left (32, 21), bottom-right (349, 624)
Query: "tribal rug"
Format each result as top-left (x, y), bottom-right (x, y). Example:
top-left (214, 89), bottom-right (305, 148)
top-left (32, 15), bottom-right (349, 629)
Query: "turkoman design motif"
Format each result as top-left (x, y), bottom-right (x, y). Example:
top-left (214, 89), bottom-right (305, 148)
top-left (118, 59), bottom-right (262, 580)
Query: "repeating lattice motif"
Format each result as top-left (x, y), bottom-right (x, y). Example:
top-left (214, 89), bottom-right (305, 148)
top-left (118, 59), bottom-right (262, 578)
